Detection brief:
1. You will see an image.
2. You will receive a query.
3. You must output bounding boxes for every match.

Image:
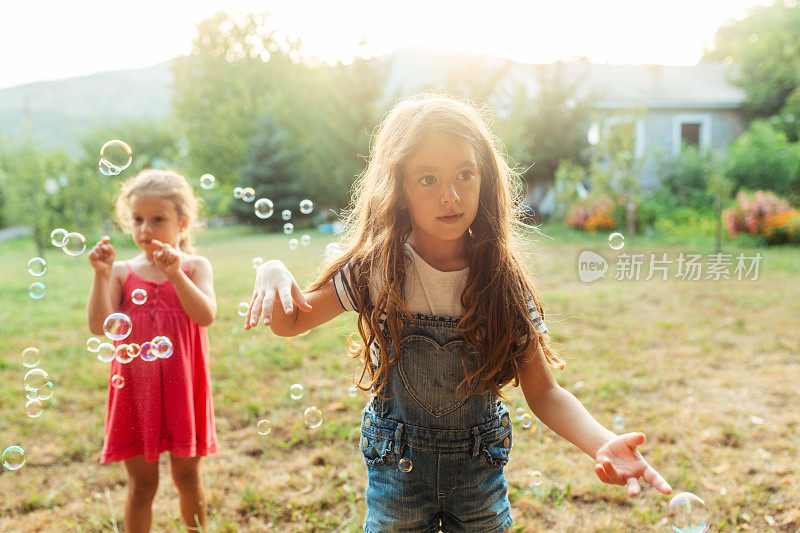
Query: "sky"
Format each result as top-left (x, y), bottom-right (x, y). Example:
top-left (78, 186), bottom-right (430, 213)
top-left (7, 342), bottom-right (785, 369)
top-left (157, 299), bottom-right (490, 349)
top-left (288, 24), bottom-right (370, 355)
top-left (0, 0), bottom-right (777, 89)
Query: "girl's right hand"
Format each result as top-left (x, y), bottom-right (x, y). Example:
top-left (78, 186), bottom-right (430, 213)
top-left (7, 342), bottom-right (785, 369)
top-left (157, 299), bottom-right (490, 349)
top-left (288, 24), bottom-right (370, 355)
top-left (87, 236), bottom-right (115, 275)
top-left (245, 259), bottom-right (312, 329)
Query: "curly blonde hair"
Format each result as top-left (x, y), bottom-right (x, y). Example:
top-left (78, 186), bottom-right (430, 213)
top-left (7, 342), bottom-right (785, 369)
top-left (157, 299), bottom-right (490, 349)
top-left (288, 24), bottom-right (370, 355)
top-left (114, 169), bottom-right (203, 253)
top-left (308, 91), bottom-right (563, 399)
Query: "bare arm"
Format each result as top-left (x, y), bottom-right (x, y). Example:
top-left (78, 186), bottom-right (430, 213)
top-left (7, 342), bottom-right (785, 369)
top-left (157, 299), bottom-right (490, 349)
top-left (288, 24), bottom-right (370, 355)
top-left (518, 342), bottom-right (616, 459)
top-left (86, 236), bottom-right (122, 335)
top-left (167, 256), bottom-right (217, 327)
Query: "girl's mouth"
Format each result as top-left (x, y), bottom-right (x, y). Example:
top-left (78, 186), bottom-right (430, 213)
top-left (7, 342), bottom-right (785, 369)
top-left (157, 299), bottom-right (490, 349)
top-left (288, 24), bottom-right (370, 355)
top-left (437, 213), bottom-right (463, 224)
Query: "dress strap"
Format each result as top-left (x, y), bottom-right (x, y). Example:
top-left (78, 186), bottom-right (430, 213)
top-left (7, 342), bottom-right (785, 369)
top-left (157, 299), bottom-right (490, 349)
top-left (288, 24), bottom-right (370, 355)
top-left (126, 261), bottom-right (132, 275)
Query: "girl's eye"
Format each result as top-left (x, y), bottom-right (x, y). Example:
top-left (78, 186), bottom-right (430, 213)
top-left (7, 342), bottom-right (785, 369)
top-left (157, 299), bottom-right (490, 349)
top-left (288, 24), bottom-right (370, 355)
top-left (154, 217), bottom-right (164, 223)
top-left (458, 170), bottom-right (474, 180)
top-left (419, 175), bottom-right (436, 186)
top-left (133, 217), bottom-right (143, 223)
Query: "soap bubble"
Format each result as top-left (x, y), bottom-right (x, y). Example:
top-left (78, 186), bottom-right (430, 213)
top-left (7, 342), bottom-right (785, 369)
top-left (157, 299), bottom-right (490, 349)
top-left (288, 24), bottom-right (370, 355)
top-left (131, 289), bottom-right (147, 305)
top-left (27, 257), bottom-right (46, 276)
top-left (200, 174), bottom-right (216, 190)
top-left (21, 347), bottom-right (40, 368)
top-left (257, 419), bottom-right (271, 436)
top-left (348, 385), bottom-right (358, 397)
top-left (98, 159), bottom-right (121, 176)
top-left (28, 282), bottom-right (45, 300)
top-left (103, 313), bottom-right (132, 341)
top-left (304, 406), bottom-right (324, 429)
top-left (26, 399), bottom-right (44, 418)
top-left (608, 232), bottom-right (625, 250)
top-left (514, 407), bottom-right (526, 421)
top-left (152, 336), bottom-right (173, 358)
top-left (529, 470), bottom-right (543, 486)
top-left (398, 458), bottom-right (413, 472)
top-left (238, 302), bottom-right (249, 317)
top-left (281, 209), bottom-right (292, 221)
top-left (325, 242), bottom-right (343, 261)
top-left (254, 198), bottom-right (274, 219)
top-left (100, 140), bottom-right (132, 172)
top-left (252, 257), bottom-right (264, 269)
top-left (289, 383), bottom-right (305, 400)
top-left (24, 368), bottom-right (49, 398)
top-left (666, 492), bottom-right (710, 533)
top-left (36, 380), bottom-right (55, 401)
top-left (86, 336), bottom-right (101, 352)
top-left (233, 187), bottom-right (243, 199)
top-left (96, 342), bottom-right (116, 363)
top-left (62, 232), bottom-right (87, 256)
top-left (110, 374), bottom-right (125, 390)
top-left (2, 446), bottom-right (26, 470)
top-left (299, 199), bottom-right (314, 215)
top-left (288, 238), bottom-right (299, 250)
top-left (613, 416), bottom-right (625, 431)
top-left (50, 228), bottom-right (68, 247)
top-left (300, 235), bottom-right (311, 247)
top-left (139, 341), bottom-right (157, 362)
top-left (283, 223), bottom-right (294, 235)
top-left (114, 344), bottom-right (135, 364)
top-left (519, 413), bottom-right (535, 430)
top-left (241, 187), bottom-right (255, 202)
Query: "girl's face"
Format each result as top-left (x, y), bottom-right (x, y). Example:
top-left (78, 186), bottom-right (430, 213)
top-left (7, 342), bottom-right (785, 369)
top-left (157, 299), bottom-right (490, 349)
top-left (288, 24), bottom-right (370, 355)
top-left (401, 133), bottom-right (481, 245)
top-left (129, 193), bottom-right (187, 256)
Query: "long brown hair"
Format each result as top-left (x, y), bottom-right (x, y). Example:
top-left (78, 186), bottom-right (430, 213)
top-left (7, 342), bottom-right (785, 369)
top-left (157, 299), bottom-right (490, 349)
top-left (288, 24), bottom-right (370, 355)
top-left (115, 169), bottom-right (204, 254)
top-left (308, 91), bottom-right (563, 398)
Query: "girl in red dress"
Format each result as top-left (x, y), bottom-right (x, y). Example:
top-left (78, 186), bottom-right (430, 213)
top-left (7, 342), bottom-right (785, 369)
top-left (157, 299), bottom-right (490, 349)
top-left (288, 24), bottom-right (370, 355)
top-left (86, 169), bottom-right (217, 533)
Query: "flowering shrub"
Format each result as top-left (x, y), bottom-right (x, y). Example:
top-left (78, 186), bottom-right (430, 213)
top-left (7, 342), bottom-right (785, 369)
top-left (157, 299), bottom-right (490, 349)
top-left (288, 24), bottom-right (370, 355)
top-left (762, 209), bottom-right (800, 245)
top-left (723, 191), bottom-right (791, 237)
top-left (566, 195), bottom-right (617, 233)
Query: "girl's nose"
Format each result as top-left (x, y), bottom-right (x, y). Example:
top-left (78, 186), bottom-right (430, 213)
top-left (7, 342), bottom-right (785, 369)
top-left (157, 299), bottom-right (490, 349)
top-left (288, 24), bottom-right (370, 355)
top-left (441, 184), bottom-right (460, 204)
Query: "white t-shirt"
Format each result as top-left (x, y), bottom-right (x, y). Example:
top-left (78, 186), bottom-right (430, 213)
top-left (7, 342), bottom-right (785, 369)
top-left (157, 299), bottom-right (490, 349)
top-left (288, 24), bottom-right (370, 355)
top-left (332, 242), bottom-right (468, 317)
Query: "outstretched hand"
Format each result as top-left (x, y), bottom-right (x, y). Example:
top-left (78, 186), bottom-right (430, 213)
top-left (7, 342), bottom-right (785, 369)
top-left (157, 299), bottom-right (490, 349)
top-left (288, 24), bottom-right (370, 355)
top-left (245, 259), bottom-right (312, 330)
top-left (594, 432), bottom-right (672, 498)
top-left (87, 235), bottom-right (115, 274)
top-left (151, 239), bottom-right (182, 275)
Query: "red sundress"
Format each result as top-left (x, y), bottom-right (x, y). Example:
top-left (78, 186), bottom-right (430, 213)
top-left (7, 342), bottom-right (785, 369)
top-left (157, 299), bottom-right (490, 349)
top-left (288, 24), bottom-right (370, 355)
top-left (100, 262), bottom-right (217, 463)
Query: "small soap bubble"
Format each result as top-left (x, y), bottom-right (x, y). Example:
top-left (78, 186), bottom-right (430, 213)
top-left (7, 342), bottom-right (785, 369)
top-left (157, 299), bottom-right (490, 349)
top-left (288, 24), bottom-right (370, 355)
top-left (608, 232), bottom-right (625, 250)
top-left (530, 470), bottom-right (544, 486)
top-left (50, 228), bottom-right (68, 247)
top-left (299, 199), bottom-right (314, 215)
top-left (2, 446), bottom-right (26, 471)
top-left (131, 288), bottom-right (147, 305)
top-left (515, 407), bottom-right (526, 421)
top-left (21, 347), bottom-right (40, 368)
top-left (36, 381), bottom-right (54, 401)
top-left (26, 399), bottom-right (44, 418)
top-left (520, 413), bottom-right (535, 430)
top-left (110, 374), bottom-right (125, 390)
top-left (289, 383), bottom-right (305, 400)
top-left (281, 209), bottom-right (292, 221)
top-left (100, 140), bottom-right (132, 172)
top-left (114, 344), bottom-right (135, 364)
top-left (252, 257), bottom-right (264, 269)
top-left (288, 238), bottom-right (299, 250)
top-left (348, 385), bottom-right (358, 397)
top-left (139, 341), bottom-right (157, 362)
top-left (238, 302), bottom-right (249, 317)
top-left (241, 187), bottom-right (256, 202)
top-left (666, 492), bottom-right (710, 533)
top-left (300, 234), bottom-right (311, 247)
top-left (325, 242), bottom-right (343, 261)
top-left (254, 198), bottom-right (274, 219)
top-left (86, 337), bottom-right (101, 352)
top-left (62, 232), bottom-right (87, 256)
top-left (96, 342), bottom-right (116, 363)
top-left (27, 257), bottom-right (46, 276)
top-left (398, 458), bottom-right (413, 473)
top-left (28, 281), bottom-right (45, 299)
top-left (233, 187), bottom-right (243, 199)
top-left (304, 406), bottom-right (324, 428)
top-left (103, 312), bottom-right (132, 341)
top-left (613, 416), bottom-right (625, 431)
top-left (199, 174), bottom-right (216, 190)
top-left (152, 336), bottom-right (173, 358)
top-left (257, 419), bottom-right (271, 436)
top-left (24, 368), bottom-right (49, 398)
top-left (283, 223), bottom-right (294, 235)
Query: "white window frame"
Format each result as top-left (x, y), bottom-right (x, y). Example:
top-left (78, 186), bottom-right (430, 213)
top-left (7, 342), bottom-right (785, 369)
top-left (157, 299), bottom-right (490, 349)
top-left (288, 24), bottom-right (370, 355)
top-left (672, 113), bottom-right (712, 155)
top-left (601, 116), bottom-right (646, 159)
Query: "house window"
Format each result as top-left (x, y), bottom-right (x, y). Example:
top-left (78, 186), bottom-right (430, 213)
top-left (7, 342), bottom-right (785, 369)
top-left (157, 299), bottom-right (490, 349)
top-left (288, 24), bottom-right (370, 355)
top-left (681, 123), bottom-right (701, 146)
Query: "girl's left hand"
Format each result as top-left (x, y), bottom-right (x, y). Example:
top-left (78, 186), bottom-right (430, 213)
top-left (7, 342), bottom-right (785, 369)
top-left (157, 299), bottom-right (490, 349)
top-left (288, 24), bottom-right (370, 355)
top-left (152, 239), bottom-right (182, 275)
top-left (593, 432), bottom-right (672, 498)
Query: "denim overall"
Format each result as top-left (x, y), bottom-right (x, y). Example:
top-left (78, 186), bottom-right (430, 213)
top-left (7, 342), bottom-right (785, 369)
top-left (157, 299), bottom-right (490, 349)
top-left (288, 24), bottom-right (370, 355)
top-left (361, 313), bottom-right (514, 533)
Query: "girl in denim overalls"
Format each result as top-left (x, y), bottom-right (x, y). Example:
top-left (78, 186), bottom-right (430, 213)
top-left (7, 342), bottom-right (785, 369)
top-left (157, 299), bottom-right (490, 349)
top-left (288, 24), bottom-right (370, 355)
top-left (246, 92), bottom-right (673, 532)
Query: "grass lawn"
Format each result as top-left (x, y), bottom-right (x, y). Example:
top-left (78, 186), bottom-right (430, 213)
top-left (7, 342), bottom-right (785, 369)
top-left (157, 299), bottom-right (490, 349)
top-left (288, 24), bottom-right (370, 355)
top-left (0, 223), bottom-right (798, 531)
